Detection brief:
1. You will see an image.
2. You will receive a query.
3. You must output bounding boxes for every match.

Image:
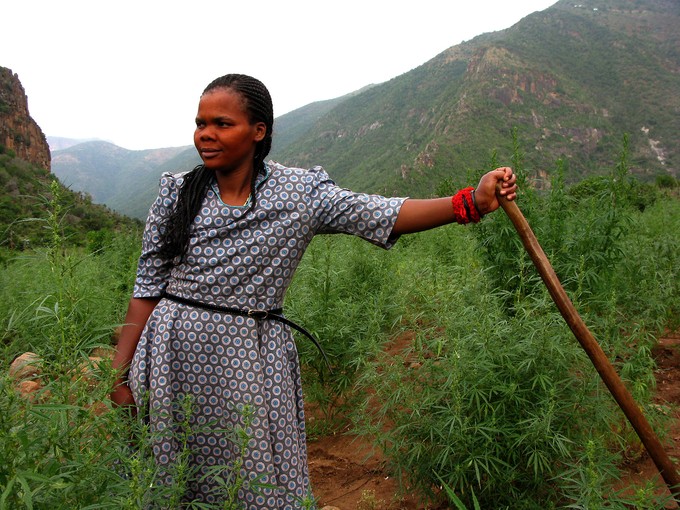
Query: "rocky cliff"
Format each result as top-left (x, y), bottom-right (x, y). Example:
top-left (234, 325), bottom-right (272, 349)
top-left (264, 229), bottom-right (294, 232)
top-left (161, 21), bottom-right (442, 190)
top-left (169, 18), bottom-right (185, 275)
top-left (0, 67), bottom-right (50, 170)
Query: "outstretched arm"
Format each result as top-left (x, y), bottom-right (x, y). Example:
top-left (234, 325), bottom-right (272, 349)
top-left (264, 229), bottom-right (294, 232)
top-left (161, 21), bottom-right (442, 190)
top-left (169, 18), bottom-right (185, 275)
top-left (392, 167), bottom-right (517, 235)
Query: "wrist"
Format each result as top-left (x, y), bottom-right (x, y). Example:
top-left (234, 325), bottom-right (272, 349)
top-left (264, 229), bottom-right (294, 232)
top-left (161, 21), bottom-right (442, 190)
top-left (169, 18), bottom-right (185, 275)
top-left (451, 187), bottom-right (482, 224)
top-left (113, 366), bottom-right (129, 386)
top-left (470, 189), bottom-right (484, 218)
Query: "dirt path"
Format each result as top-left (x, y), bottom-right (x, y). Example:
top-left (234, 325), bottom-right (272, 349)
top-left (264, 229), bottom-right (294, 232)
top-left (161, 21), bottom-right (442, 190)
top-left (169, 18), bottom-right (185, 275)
top-left (308, 430), bottom-right (428, 510)
top-left (307, 330), bottom-right (445, 509)
top-left (616, 330), bottom-right (680, 505)
top-left (307, 331), bottom-right (680, 509)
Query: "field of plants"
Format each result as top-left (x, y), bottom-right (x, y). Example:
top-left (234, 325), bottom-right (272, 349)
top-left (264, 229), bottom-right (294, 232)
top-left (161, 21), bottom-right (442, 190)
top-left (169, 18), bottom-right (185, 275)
top-left (1, 143), bottom-right (679, 508)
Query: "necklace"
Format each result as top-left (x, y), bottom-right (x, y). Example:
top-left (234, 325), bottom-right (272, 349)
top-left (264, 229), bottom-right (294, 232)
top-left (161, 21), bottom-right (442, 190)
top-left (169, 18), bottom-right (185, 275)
top-left (211, 182), bottom-right (251, 207)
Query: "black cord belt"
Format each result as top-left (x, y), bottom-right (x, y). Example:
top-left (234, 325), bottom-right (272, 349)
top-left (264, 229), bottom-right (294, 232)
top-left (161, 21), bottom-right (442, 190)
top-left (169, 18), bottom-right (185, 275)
top-left (162, 292), bottom-right (330, 370)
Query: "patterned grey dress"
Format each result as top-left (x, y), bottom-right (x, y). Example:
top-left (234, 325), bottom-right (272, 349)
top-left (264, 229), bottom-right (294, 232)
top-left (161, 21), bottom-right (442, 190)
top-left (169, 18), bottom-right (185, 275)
top-left (129, 162), bottom-right (406, 509)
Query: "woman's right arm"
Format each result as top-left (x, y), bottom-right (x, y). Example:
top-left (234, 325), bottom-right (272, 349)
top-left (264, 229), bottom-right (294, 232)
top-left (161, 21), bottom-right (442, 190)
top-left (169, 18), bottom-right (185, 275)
top-left (111, 173), bottom-right (180, 407)
top-left (110, 296), bottom-right (160, 406)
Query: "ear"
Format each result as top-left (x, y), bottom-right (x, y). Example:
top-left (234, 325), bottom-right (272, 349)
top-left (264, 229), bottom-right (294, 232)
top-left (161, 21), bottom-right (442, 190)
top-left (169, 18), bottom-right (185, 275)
top-left (254, 122), bottom-right (267, 142)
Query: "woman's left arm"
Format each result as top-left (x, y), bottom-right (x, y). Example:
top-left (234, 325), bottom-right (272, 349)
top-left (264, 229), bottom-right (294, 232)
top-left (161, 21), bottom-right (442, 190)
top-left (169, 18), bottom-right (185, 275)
top-left (392, 167), bottom-right (517, 235)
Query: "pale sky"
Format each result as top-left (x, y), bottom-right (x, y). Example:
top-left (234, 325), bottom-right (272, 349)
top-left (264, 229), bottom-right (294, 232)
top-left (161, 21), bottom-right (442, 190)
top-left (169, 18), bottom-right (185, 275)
top-left (2, 0), bottom-right (557, 150)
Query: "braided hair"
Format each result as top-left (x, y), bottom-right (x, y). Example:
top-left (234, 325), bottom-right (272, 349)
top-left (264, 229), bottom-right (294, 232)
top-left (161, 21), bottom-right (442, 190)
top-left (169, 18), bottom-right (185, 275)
top-left (159, 74), bottom-right (274, 259)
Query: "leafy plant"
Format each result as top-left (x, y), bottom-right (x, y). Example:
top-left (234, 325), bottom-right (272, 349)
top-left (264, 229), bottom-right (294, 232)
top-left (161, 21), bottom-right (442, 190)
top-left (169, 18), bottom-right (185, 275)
top-left (350, 141), bottom-right (677, 508)
top-left (1, 140), bottom-right (678, 508)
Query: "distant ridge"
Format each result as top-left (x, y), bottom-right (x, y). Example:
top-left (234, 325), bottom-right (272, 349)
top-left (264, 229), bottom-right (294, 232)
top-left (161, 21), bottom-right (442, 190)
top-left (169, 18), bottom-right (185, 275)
top-left (47, 137), bottom-right (110, 151)
top-left (272, 0), bottom-right (680, 197)
top-left (48, 0), bottom-right (680, 218)
top-left (51, 141), bottom-right (197, 219)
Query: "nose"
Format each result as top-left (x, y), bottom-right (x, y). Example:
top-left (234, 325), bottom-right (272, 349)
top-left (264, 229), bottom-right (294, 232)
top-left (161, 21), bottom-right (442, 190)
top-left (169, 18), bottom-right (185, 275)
top-left (196, 125), bottom-right (216, 141)
top-left (201, 129), bottom-right (214, 141)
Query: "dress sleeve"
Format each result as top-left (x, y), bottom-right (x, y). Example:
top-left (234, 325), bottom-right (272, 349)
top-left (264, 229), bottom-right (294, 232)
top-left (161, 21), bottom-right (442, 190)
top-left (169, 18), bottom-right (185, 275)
top-left (306, 166), bottom-right (408, 249)
top-left (133, 173), bottom-right (180, 297)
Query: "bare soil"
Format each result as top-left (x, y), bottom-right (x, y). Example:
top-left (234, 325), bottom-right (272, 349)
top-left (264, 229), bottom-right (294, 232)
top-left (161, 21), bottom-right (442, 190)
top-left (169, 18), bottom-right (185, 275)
top-left (616, 330), bottom-right (680, 506)
top-left (307, 330), bottom-right (680, 509)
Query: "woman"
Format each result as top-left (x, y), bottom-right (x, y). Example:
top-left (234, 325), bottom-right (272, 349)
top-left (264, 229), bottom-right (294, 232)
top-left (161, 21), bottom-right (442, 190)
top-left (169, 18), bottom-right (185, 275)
top-left (111, 73), bottom-right (517, 508)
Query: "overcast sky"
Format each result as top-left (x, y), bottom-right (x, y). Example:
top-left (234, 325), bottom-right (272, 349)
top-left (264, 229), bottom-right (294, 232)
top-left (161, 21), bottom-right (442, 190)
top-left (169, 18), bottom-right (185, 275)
top-left (2, 0), bottom-right (556, 151)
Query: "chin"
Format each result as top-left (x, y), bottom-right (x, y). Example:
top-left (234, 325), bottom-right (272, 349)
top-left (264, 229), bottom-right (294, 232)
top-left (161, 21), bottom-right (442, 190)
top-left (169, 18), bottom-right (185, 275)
top-left (201, 159), bottom-right (223, 170)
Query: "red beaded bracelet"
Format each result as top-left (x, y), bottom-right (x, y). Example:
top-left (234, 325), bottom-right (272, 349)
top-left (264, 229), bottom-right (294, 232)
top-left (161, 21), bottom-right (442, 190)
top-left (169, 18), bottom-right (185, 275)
top-left (451, 187), bottom-right (482, 224)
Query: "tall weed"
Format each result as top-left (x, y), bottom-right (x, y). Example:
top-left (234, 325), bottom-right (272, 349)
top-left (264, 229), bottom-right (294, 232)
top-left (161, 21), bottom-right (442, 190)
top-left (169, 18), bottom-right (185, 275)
top-left (353, 136), bottom-right (678, 508)
top-left (285, 235), bottom-right (402, 429)
top-left (355, 264), bottom-right (618, 507)
top-left (0, 187), bottom-right (274, 509)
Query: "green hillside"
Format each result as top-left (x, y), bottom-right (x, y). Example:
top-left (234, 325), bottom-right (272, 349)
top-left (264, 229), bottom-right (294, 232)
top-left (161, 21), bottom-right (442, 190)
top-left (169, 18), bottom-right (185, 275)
top-left (50, 142), bottom-right (197, 219)
top-left (0, 150), bottom-right (141, 252)
top-left (272, 0), bottom-right (680, 197)
top-left (48, 0), bottom-right (679, 218)
top-left (110, 146), bottom-right (201, 219)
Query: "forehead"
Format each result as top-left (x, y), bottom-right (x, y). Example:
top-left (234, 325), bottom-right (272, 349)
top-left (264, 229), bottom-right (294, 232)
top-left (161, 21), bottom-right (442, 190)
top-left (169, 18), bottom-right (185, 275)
top-left (197, 88), bottom-right (249, 117)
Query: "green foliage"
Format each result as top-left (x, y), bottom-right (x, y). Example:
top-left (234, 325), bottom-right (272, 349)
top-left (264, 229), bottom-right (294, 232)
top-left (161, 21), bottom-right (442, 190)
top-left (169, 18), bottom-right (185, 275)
top-left (0, 154), bottom-right (141, 251)
top-left (0, 144), bottom-right (16, 157)
top-left (558, 438), bottom-right (672, 509)
top-left (0, 185), bottom-right (137, 392)
top-left (1, 141), bottom-right (679, 507)
top-left (475, 134), bottom-right (657, 314)
top-left (354, 265), bottom-right (611, 507)
top-left (613, 192), bottom-right (680, 331)
top-left (474, 132), bottom-right (541, 312)
top-left (0, 192), bottom-right (134, 507)
top-left (349, 140), bottom-right (678, 508)
top-left (285, 235), bottom-right (402, 429)
top-left (655, 175), bottom-right (678, 189)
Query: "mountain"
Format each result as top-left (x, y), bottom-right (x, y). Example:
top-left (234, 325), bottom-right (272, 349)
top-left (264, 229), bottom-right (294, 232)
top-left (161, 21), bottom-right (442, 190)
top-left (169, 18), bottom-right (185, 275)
top-left (51, 142), bottom-right (199, 218)
top-left (47, 136), bottom-right (108, 151)
top-left (271, 85), bottom-right (377, 154)
top-left (48, 0), bottom-right (679, 217)
top-left (270, 0), bottom-right (680, 197)
top-left (0, 67), bottom-right (50, 170)
top-left (49, 92), bottom-right (366, 220)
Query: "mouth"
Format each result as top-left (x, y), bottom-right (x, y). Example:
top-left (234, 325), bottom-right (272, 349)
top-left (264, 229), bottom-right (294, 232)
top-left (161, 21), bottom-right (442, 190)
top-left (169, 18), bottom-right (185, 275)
top-left (199, 148), bottom-right (220, 158)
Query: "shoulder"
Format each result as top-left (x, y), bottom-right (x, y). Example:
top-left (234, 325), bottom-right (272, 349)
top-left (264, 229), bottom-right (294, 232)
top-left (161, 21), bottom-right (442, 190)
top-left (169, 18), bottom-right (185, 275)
top-left (157, 166), bottom-right (203, 196)
top-left (159, 170), bottom-right (191, 188)
top-left (265, 160), bottom-right (335, 186)
top-left (154, 168), bottom-right (196, 207)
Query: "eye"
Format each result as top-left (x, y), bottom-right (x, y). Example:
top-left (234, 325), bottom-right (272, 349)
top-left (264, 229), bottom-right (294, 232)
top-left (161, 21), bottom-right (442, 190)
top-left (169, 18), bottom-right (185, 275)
top-left (195, 119), bottom-right (205, 129)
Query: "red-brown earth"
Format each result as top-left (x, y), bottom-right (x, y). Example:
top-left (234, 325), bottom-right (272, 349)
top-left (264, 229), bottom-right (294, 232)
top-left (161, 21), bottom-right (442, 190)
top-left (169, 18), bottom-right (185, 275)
top-left (8, 330), bottom-right (680, 508)
top-left (308, 330), bottom-right (680, 509)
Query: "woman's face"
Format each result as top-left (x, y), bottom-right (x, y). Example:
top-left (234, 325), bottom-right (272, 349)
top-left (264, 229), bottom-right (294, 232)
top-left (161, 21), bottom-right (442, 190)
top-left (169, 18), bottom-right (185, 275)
top-left (194, 88), bottom-right (266, 174)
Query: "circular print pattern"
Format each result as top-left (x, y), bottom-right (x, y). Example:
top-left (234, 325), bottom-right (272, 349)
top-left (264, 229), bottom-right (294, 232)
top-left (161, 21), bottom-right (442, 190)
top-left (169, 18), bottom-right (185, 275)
top-left (129, 162), bottom-right (406, 508)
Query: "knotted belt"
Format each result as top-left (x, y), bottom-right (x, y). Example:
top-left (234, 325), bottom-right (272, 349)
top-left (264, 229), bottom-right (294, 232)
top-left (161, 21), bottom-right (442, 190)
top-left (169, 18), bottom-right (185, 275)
top-left (162, 292), bottom-right (331, 370)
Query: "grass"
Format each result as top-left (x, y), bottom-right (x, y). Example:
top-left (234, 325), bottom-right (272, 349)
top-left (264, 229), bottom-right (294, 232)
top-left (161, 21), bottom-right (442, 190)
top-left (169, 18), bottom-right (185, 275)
top-left (0, 142), bottom-right (679, 507)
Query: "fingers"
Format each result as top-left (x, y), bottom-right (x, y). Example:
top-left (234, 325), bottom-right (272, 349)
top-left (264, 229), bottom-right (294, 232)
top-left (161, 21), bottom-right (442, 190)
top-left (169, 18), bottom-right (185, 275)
top-left (497, 166), bottom-right (512, 179)
top-left (474, 167), bottom-right (519, 212)
top-left (498, 167), bottom-right (514, 184)
top-left (495, 166), bottom-right (513, 184)
top-left (111, 382), bottom-right (135, 407)
top-left (494, 167), bottom-right (517, 200)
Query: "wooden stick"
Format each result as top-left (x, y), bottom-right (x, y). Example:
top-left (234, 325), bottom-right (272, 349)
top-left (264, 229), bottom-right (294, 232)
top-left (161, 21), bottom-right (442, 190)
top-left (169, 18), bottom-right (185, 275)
top-left (495, 188), bottom-right (680, 502)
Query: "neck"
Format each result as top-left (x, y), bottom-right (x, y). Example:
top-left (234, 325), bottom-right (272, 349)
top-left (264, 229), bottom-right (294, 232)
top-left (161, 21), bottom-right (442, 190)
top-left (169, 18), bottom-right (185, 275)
top-left (214, 165), bottom-right (256, 206)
